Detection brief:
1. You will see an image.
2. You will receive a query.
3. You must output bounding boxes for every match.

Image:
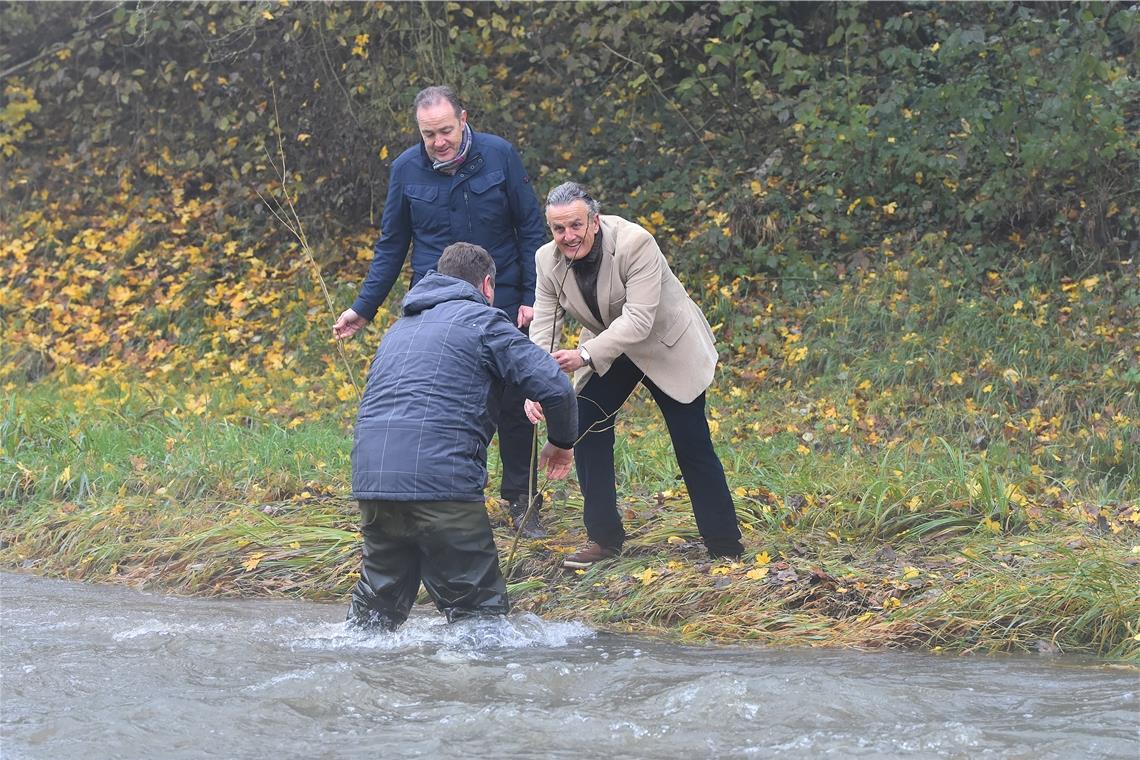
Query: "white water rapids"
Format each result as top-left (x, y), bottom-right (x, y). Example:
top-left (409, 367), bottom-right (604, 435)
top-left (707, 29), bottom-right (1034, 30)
top-left (2, 572), bottom-right (1136, 759)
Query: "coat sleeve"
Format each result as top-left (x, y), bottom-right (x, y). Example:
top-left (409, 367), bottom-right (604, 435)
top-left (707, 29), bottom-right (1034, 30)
top-left (528, 252), bottom-right (565, 355)
top-left (504, 144), bottom-right (546, 307)
top-left (483, 318), bottom-right (578, 448)
top-left (351, 164), bottom-right (413, 321)
top-left (580, 226), bottom-right (663, 375)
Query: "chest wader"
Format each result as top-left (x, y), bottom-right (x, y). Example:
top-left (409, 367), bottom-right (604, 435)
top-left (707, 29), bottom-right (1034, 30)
top-left (347, 499), bottom-right (510, 630)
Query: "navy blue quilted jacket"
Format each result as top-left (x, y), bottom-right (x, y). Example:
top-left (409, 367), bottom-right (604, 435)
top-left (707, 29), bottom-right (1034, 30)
top-left (351, 131), bottom-right (547, 319)
top-left (351, 272), bottom-right (577, 502)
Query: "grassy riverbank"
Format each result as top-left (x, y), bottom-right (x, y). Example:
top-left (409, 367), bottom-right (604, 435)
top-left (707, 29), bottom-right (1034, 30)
top-left (3, 251), bottom-right (1136, 660)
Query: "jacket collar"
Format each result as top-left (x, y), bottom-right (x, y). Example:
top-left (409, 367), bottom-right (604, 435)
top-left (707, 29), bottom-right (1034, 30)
top-left (597, 216), bottom-right (617, 326)
top-left (418, 130), bottom-right (484, 180)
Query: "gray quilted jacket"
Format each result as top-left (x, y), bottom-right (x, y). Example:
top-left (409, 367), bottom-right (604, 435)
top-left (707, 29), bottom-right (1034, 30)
top-left (351, 271), bottom-right (577, 502)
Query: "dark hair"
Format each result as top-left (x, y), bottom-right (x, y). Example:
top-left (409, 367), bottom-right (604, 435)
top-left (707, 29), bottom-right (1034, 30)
top-left (438, 242), bottom-right (496, 290)
top-left (413, 85), bottom-right (463, 120)
top-left (546, 181), bottom-right (600, 219)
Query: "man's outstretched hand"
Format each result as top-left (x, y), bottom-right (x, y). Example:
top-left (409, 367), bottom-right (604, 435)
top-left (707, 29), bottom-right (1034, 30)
top-left (333, 308), bottom-right (368, 340)
top-left (539, 442), bottom-right (573, 479)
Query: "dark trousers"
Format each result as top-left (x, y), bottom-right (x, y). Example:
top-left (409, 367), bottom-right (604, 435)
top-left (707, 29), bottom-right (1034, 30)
top-left (347, 499), bottom-right (509, 629)
top-left (494, 308), bottom-right (539, 504)
top-left (576, 355), bottom-right (743, 556)
top-left (495, 380), bottom-right (539, 503)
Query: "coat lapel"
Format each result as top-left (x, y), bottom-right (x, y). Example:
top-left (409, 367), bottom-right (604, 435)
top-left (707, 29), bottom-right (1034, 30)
top-left (596, 217), bottom-right (617, 327)
top-left (550, 254), bottom-right (598, 333)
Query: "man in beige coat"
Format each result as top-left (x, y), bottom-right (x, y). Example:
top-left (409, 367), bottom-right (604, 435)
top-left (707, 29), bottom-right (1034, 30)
top-left (526, 182), bottom-right (744, 568)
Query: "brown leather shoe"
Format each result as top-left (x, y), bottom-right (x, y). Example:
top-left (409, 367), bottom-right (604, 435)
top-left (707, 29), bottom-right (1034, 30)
top-left (562, 541), bottom-right (619, 569)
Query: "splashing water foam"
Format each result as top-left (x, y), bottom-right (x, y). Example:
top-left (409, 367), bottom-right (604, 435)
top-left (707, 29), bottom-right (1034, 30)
top-left (291, 611), bottom-right (595, 655)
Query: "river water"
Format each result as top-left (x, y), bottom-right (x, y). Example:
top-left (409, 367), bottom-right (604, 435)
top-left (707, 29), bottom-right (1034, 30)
top-left (1, 572), bottom-right (1136, 759)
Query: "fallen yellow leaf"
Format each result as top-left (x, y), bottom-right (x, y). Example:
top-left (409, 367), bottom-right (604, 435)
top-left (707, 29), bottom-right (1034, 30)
top-left (636, 568), bottom-right (659, 586)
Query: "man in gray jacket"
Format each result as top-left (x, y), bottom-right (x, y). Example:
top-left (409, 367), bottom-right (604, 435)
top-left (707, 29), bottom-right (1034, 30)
top-left (347, 242), bottom-right (577, 631)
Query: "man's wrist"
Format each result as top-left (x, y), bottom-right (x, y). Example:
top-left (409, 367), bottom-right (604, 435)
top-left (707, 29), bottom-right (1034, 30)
top-left (578, 346), bottom-right (593, 368)
top-left (547, 436), bottom-right (575, 450)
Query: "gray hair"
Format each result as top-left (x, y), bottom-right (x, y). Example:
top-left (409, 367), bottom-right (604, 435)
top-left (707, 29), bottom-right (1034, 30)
top-left (413, 85), bottom-right (463, 119)
top-left (545, 181), bottom-right (600, 219)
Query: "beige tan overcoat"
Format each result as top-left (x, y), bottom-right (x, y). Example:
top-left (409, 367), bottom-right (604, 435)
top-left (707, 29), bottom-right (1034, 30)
top-left (530, 214), bottom-right (718, 404)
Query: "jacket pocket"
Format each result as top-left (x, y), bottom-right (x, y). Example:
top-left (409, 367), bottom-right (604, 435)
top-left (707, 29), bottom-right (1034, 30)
top-left (404, 184), bottom-right (445, 229)
top-left (468, 169), bottom-right (505, 195)
top-left (468, 169), bottom-right (508, 227)
top-left (405, 184), bottom-right (439, 203)
top-left (658, 311), bottom-right (692, 347)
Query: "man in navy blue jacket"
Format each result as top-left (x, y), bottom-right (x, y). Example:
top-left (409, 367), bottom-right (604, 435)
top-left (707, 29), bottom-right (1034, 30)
top-left (347, 243), bottom-right (577, 631)
top-left (334, 85), bottom-right (551, 537)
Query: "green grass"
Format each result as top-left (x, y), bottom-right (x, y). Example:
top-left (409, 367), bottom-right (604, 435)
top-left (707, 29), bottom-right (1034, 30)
top-left (2, 252), bottom-right (1136, 659)
top-left (1, 389), bottom-right (352, 508)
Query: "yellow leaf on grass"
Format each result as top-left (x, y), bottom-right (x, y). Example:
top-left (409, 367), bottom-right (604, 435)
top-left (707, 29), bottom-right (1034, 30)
top-left (666, 535), bottom-right (686, 545)
top-left (635, 568), bottom-right (659, 586)
top-left (243, 552), bottom-right (267, 571)
top-left (901, 566), bottom-right (921, 580)
top-left (745, 568), bottom-right (767, 580)
top-left (754, 551), bottom-right (771, 566)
